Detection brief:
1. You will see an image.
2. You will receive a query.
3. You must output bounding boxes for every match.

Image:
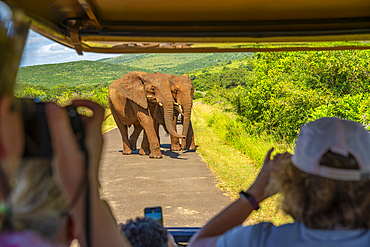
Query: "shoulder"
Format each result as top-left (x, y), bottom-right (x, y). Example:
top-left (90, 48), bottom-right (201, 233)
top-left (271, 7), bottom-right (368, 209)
top-left (216, 221), bottom-right (300, 247)
top-left (0, 230), bottom-right (65, 247)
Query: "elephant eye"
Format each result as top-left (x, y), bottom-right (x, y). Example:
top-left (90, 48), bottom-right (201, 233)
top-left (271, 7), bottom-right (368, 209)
top-left (151, 86), bottom-right (156, 91)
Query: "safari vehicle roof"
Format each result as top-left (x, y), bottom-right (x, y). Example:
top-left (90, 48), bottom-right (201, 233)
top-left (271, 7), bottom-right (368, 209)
top-left (3, 0), bottom-right (370, 54)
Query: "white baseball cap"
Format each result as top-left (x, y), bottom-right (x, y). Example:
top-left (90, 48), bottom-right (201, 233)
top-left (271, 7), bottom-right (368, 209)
top-left (291, 117), bottom-right (370, 181)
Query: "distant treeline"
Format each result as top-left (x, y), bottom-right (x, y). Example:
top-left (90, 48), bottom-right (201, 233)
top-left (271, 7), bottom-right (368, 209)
top-left (15, 83), bottom-right (110, 107)
top-left (100, 52), bottom-right (251, 75)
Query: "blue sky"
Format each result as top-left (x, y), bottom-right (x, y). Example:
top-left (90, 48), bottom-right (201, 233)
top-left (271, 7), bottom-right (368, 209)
top-left (20, 30), bottom-right (120, 67)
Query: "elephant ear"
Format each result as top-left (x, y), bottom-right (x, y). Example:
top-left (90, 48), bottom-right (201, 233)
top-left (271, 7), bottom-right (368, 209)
top-left (117, 72), bottom-right (148, 109)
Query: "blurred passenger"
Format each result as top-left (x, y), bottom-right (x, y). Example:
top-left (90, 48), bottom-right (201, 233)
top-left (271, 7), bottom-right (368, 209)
top-left (121, 217), bottom-right (177, 247)
top-left (189, 117), bottom-right (370, 247)
top-left (0, 94), bottom-right (134, 247)
top-left (0, 3), bottom-right (132, 246)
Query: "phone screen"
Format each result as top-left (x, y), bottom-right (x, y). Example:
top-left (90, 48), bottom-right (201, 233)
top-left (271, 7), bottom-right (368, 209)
top-left (144, 206), bottom-right (163, 226)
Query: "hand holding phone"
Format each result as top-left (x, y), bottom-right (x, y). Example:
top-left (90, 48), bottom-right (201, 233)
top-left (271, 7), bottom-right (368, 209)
top-left (144, 206), bottom-right (163, 226)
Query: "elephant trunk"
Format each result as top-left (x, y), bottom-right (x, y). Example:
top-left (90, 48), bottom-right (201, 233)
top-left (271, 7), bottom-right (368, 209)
top-left (181, 96), bottom-right (193, 139)
top-left (163, 100), bottom-right (185, 139)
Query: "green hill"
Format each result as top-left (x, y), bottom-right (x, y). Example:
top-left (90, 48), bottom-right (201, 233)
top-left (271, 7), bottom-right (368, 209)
top-left (98, 54), bottom-right (146, 63)
top-left (16, 53), bottom-right (252, 89)
top-left (102, 53), bottom-right (252, 75)
top-left (16, 60), bottom-right (151, 88)
top-left (187, 55), bottom-right (255, 91)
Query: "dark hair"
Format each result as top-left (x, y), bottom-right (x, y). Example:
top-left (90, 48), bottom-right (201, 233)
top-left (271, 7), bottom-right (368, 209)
top-left (121, 217), bottom-right (168, 247)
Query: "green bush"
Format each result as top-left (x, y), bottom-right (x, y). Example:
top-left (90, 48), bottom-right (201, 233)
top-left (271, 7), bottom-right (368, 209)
top-left (226, 79), bottom-right (330, 142)
top-left (204, 49), bottom-right (370, 143)
top-left (308, 93), bottom-right (370, 129)
top-left (193, 91), bottom-right (204, 100)
top-left (254, 50), bottom-right (370, 95)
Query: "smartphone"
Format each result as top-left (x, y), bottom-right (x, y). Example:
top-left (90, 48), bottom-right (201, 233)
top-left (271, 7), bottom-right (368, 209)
top-left (144, 206), bottom-right (163, 226)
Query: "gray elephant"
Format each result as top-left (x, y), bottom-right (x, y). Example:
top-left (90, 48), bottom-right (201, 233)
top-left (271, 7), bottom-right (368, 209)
top-left (165, 73), bottom-right (195, 151)
top-left (108, 71), bottom-right (184, 158)
top-left (132, 73), bottom-right (195, 155)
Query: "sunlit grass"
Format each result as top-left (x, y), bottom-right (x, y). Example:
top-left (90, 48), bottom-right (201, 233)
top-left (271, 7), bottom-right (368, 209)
top-left (192, 102), bottom-right (293, 225)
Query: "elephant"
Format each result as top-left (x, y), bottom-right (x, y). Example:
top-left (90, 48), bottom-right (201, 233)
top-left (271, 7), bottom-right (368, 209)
top-left (108, 71), bottom-right (184, 158)
top-left (165, 73), bottom-right (196, 151)
top-left (132, 73), bottom-right (195, 155)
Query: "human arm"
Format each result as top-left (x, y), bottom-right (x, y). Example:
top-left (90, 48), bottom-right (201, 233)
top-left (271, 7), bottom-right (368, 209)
top-left (188, 149), bottom-right (292, 247)
top-left (46, 100), bottom-right (132, 247)
top-left (167, 233), bottom-right (178, 247)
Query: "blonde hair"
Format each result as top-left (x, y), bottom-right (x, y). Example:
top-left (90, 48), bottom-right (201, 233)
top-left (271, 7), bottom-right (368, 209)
top-left (0, 158), bottom-right (70, 239)
top-left (267, 151), bottom-right (370, 229)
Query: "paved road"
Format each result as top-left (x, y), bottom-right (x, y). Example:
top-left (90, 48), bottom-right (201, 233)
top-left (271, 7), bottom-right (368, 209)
top-left (99, 125), bottom-right (232, 227)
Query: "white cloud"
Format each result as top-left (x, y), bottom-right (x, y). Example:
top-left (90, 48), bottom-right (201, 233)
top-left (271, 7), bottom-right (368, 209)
top-left (36, 43), bottom-right (74, 56)
top-left (20, 30), bottom-right (120, 67)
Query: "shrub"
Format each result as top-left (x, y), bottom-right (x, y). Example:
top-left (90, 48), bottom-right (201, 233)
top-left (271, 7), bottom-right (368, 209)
top-left (204, 49), bottom-right (370, 143)
top-left (308, 93), bottom-right (370, 129)
top-left (193, 91), bottom-right (204, 100)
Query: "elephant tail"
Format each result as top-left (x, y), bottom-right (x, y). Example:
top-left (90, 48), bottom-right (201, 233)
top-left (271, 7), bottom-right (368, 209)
top-left (104, 113), bottom-right (112, 121)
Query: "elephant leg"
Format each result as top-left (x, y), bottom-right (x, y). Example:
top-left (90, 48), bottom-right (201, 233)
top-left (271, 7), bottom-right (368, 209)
top-left (118, 124), bottom-right (132, 155)
top-left (136, 110), bottom-right (162, 159)
top-left (130, 123), bottom-right (143, 151)
top-left (155, 122), bottom-right (160, 144)
top-left (141, 122), bottom-right (161, 154)
top-left (185, 121), bottom-right (196, 150)
top-left (109, 105), bottom-right (132, 155)
top-left (139, 131), bottom-right (150, 155)
top-left (171, 135), bottom-right (181, 151)
top-left (170, 116), bottom-right (181, 151)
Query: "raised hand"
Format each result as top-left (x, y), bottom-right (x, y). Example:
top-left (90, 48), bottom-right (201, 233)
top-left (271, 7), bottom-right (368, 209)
top-left (247, 148), bottom-right (292, 203)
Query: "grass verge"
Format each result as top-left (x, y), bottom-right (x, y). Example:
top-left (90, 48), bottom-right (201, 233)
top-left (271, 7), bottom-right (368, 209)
top-left (192, 102), bottom-right (293, 225)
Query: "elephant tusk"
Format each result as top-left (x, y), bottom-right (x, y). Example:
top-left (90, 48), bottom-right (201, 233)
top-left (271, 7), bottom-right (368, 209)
top-left (174, 102), bottom-right (179, 105)
top-left (159, 102), bottom-right (163, 106)
top-left (192, 107), bottom-right (196, 113)
top-left (178, 105), bottom-right (183, 113)
top-left (147, 95), bottom-right (157, 101)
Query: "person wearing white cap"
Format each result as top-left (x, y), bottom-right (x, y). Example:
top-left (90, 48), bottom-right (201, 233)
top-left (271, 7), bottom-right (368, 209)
top-left (189, 117), bottom-right (370, 247)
